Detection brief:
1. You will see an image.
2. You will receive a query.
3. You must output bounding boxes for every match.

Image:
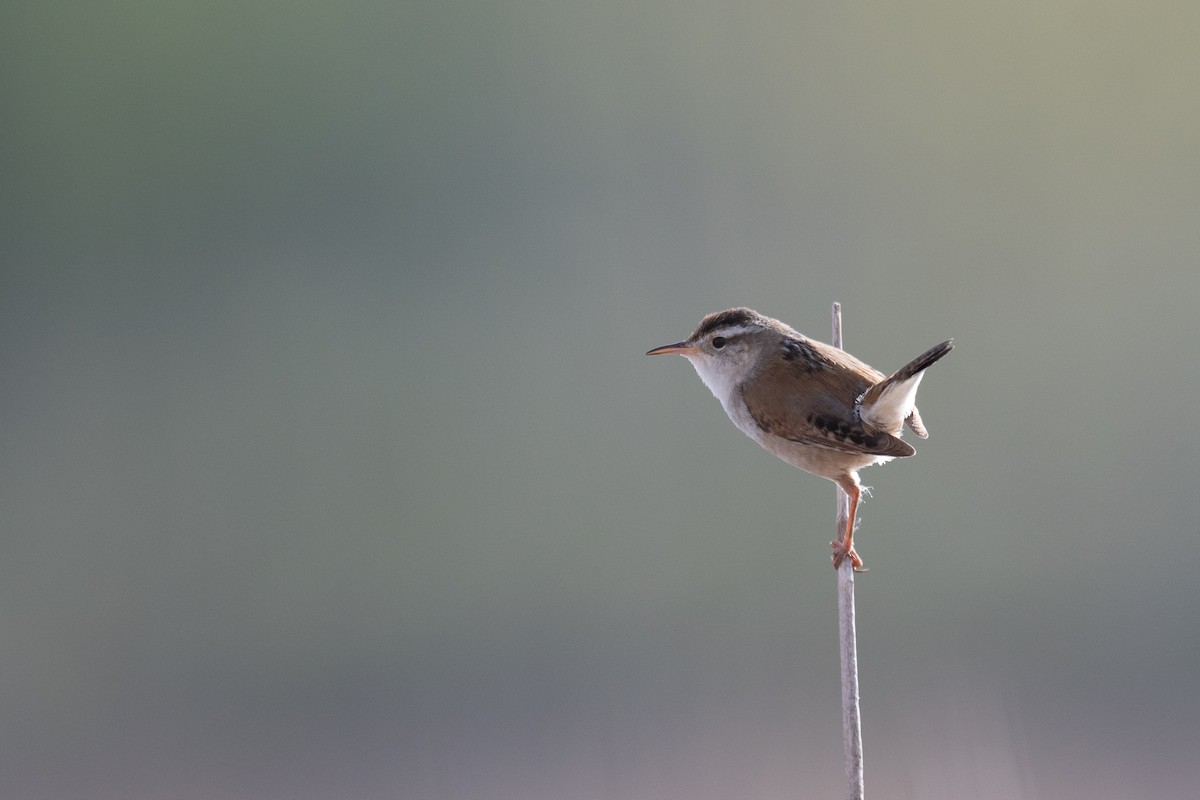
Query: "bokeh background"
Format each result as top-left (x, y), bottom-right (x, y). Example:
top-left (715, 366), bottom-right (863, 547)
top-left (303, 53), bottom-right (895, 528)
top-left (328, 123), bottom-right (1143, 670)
top-left (4, 2), bottom-right (1199, 798)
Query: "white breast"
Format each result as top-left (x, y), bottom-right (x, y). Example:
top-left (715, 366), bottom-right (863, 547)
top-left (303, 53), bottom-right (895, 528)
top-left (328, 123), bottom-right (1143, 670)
top-left (686, 356), bottom-right (766, 442)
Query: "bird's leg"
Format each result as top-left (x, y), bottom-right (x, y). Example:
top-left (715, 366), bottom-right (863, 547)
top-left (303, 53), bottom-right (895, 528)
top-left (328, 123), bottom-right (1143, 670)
top-left (831, 478), bottom-right (865, 571)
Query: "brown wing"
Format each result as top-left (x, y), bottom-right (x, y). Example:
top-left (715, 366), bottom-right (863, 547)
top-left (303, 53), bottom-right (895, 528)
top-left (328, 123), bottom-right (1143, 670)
top-left (740, 337), bottom-right (915, 458)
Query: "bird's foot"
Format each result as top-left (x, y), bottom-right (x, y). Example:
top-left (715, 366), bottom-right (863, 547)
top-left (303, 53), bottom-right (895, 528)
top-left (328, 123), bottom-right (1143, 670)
top-left (831, 540), bottom-right (867, 572)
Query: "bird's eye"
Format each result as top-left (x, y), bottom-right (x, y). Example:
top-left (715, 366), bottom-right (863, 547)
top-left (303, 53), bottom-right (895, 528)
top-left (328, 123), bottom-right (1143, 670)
top-left (712, 336), bottom-right (727, 349)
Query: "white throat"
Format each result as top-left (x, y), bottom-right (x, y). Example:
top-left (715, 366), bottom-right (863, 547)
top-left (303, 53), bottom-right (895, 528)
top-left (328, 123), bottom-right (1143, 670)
top-left (684, 355), bottom-right (761, 439)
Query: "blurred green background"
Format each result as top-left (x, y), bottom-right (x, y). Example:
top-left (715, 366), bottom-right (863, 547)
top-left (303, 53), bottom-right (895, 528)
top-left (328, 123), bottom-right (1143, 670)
top-left (3, 2), bottom-right (1199, 798)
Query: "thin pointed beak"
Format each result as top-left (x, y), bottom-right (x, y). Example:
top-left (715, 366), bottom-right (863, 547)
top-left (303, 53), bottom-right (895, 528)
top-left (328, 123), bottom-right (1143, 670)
top-left (646, 341), bottom-right (700, 356)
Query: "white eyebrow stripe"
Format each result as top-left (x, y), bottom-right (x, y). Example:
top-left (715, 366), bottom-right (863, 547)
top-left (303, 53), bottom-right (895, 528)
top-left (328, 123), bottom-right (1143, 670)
top-left (705, 325), bottom-right (755, 338)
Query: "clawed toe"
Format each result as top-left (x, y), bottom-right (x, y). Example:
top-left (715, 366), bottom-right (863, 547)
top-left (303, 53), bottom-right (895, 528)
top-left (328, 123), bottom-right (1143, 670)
top-left (831, 540), bottom-right (867, 571)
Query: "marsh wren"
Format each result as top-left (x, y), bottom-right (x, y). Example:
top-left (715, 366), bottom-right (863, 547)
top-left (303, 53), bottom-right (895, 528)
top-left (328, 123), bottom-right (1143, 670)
top-left (647, 307), bottom-right (952, 570)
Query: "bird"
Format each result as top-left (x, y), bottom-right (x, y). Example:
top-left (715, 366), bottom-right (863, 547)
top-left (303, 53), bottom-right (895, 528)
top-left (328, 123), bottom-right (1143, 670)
top-left (646, 307), bottom-right (952, 570)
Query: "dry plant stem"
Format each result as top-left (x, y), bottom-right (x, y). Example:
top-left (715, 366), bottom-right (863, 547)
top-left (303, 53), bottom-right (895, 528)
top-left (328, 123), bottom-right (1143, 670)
top-left (831, 302), bottom-right (865, 800)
